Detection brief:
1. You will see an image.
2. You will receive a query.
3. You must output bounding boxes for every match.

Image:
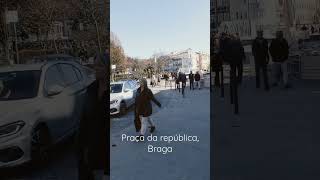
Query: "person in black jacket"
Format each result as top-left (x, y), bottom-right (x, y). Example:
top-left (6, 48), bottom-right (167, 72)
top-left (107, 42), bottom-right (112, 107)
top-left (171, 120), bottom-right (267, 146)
top-left (78, 50), bottom-right (109, 180)
top-left (189, 71), bottom-right (194, 90)
top-left (252, 30), bottom-right (270, 91)
top-left (269, 31), bottom-right (290, 88)
top-left (213, 35), bottom-right (223, 88)
top-left (223, 34), bottom-right (244, 114)
top-left (164, 73), bottom-right (169, 88)
top-left (194, 71), bottom-right (201, 90)
top-left (233, 33), bottom-right (245, 84)
top-left (175, 72), bottom-right (180, 92)
top-left (135, 78), bottom-right (161, 136)
top-left (180, 72), bottom-right (187, 97)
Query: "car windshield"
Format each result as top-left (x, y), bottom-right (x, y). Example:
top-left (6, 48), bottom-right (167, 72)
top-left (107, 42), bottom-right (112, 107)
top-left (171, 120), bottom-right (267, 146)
top-left (111, 84), bottom-right (123, 93)
top-left (0, 70), bottom-right (41, 101)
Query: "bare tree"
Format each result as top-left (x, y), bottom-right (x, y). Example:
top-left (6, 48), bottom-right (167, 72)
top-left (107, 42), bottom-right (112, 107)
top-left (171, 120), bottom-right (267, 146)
top-left (76, 0), bottom-right (108, 54)
top-left (18, 0), bottom-right (59, 53)
top-left (110, 32), bottom-right (125, 71)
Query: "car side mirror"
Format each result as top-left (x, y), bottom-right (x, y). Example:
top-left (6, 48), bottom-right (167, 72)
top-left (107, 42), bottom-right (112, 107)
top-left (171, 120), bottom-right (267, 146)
top-left (124, 89), bottom-right (130, 93)
top-left (47, 85), bottom-right (64, 97)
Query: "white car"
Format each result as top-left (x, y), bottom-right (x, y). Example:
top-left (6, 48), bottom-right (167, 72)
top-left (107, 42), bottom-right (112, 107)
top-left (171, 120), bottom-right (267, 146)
top-left (110, 80), bottom-right (139, 115)
top-left (0, 56), bottom-right (95, 167)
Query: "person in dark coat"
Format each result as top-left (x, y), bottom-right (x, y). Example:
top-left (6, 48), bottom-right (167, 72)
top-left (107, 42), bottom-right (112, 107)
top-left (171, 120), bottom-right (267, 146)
top-left (180, 72), bottom-right (187, 97)
top-left (222, 34), bottom-right (244, 114)
top-left (164, 73), bottom-right (169, 88)
top-left (269, 31), bottom-right (290, 88)
top-left (219, 33), bottom-right (231, 63)
top-left (233, 34), bottom-right (245, 84)
top-left (213, 36), bottom-right (223, 87)
top-left (78, 50), bottom-right (109, 180)
top-left (135, 78), bottom-right (161, 136)
top-left (189, 71), bottom-right (194, 90)
top-left (311, 26), bottom-right (315, 34)
top-left (194, 71), bottom-right (201, 90)
top-left (252, 30), bottom-right (270, 91)
top-left (223, 34), bottom-right (245, 85)
top-left (175, 72), bottom-right (181, 92)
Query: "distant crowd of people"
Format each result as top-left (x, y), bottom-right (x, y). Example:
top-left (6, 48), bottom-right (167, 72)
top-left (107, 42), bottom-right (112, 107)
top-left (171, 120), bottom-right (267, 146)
top-left (148, 70), bottom-right (204, 99)
top-left (299, 24), bottom-right (320, 35)
top-left (160, 71), bottom-right (203, 97)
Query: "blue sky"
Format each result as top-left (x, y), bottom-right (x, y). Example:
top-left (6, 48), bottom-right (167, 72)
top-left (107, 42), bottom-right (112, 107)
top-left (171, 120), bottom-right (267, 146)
top-left (111, 0), bottom-right (210, 59)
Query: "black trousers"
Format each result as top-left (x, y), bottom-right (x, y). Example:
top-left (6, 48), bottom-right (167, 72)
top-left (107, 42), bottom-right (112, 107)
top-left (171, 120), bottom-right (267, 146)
top-left (190, 80), bottom-right (194, 90)
top-left (229, 65), bottom-right (239, 114)
top-left (176, 83), bottom-right (180, 92)
top-left (214, 69), bottom-right (221, 87)
top-left (182, 82), bottom-right (186, 96)
top-left (235, 63), bottom-right (243, 84)
top-left (255, 61), bottom-right (269, 90)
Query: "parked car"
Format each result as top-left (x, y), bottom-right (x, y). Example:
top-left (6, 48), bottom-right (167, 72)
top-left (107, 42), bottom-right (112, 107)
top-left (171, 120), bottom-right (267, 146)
top-left (0, 57), bottom-right (95, 167)
top-left (110, 80), bottom-right (139, 115)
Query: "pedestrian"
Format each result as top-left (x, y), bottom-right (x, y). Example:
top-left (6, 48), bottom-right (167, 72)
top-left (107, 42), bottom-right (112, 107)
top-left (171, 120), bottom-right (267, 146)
top-left (135, 78), bottom-right (162, 137)
top-left (252, 30), bottom-right (270, 91)
top-left (78, 49), bottom-right (109, 180)
top-left (189, 71), bottom-right (194, 90)
top-left (180, 72), bottom-right (187, 97)
top-left (301, 25), bottom-right (308, 31)
top-left (157, 75), bottom-right (161, 85)
top-left (233, 33), bottom-right (245, 84)
top-left (213, 36), bottom-right (223, 88)
top-left (269, 31), bottom-right (290, 89)
top-left (164, 73), bottom-right (169, 88)
top-left (195, 71), bottom-right (201, 90)
top-left (152, 74), bottom-right (156, 87)
top-left (220, 33), bottom-right (243, 114)
top-left (311, 26), bottom-right (315, 34)
top-left (175, 72), bottom-right (180, 92)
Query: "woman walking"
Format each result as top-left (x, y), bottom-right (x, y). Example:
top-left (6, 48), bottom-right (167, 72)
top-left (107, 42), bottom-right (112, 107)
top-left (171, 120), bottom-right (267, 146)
top-left (135, 79), bottom-right (162, 137)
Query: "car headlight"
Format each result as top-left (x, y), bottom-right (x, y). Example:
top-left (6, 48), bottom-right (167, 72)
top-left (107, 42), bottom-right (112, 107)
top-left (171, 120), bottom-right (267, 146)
top-left (0, 121), bottom-right (25, 138)
top-left (110, 99), bottom-right (118, 105)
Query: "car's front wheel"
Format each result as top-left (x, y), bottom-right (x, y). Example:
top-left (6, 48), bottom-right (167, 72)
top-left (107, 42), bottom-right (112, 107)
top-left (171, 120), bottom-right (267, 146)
top-left (119, 101), bottom-right (127, 115)
top-left (31, 125), bottom-right (52, 166)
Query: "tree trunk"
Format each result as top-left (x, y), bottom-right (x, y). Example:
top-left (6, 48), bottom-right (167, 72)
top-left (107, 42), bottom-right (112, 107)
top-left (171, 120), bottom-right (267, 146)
top-left (53, 37), bottom-right (58, 54)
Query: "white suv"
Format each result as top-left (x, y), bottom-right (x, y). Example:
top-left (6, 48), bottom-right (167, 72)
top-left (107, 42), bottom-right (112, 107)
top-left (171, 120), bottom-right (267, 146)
top-left (0, 57), bottom-right (95, 167)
